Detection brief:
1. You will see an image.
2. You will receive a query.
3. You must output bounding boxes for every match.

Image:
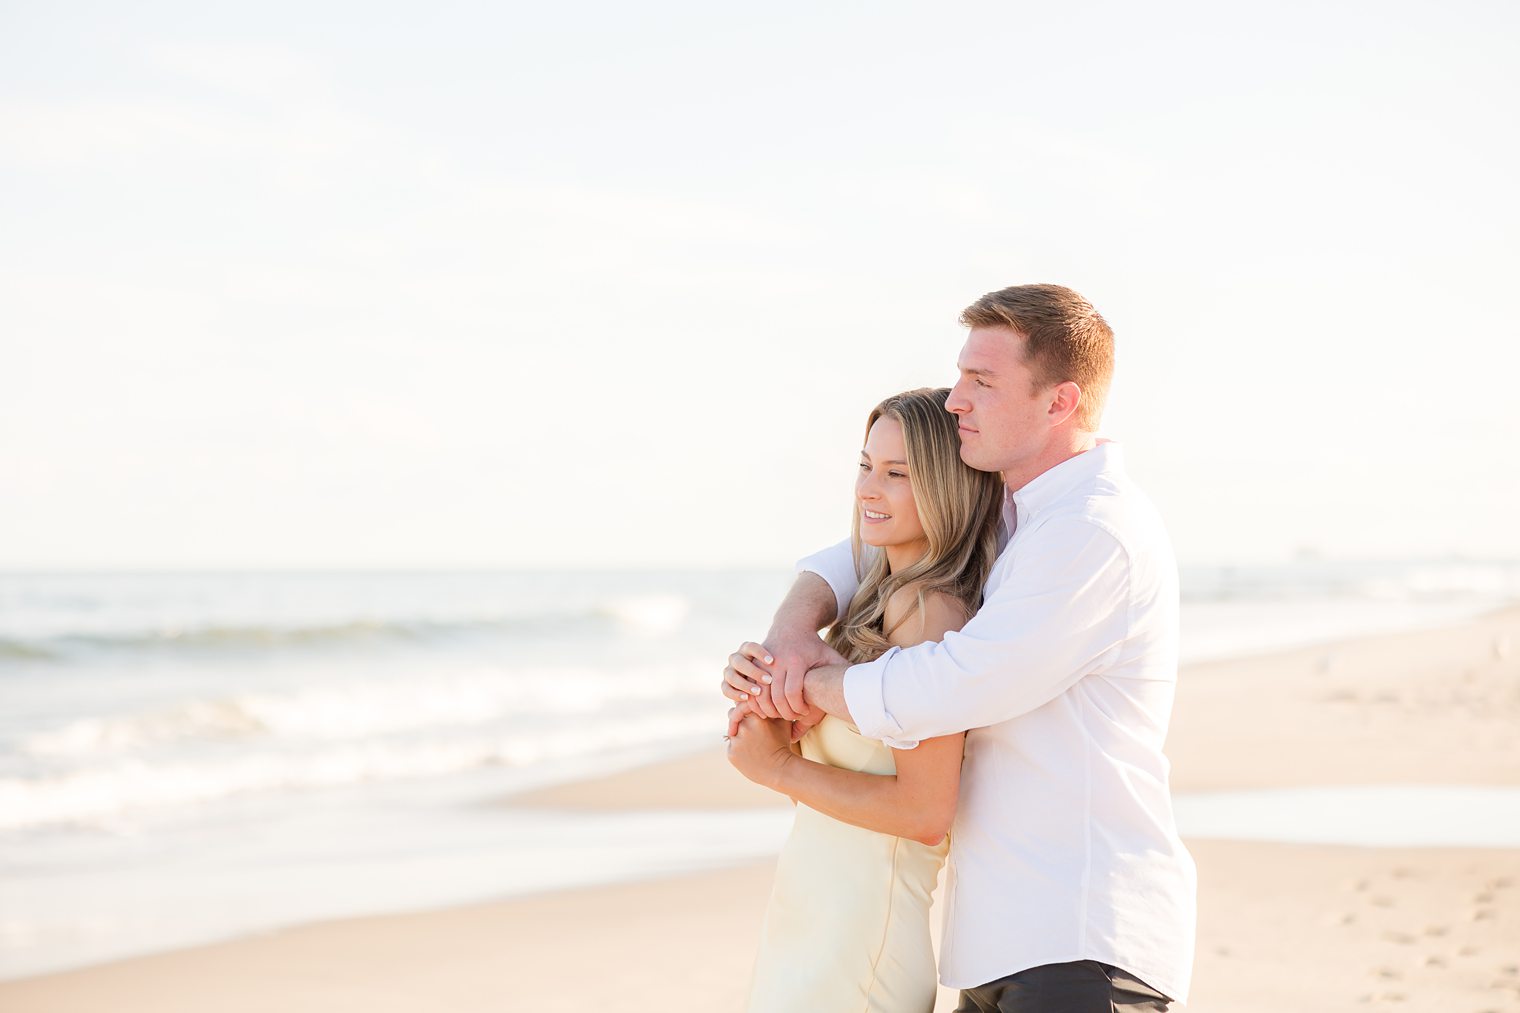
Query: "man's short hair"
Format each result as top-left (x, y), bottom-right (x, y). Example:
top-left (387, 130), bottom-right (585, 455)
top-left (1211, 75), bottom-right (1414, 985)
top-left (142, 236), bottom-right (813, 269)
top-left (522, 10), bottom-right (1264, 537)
top-left (959, 284), bottom-right (1115, 430)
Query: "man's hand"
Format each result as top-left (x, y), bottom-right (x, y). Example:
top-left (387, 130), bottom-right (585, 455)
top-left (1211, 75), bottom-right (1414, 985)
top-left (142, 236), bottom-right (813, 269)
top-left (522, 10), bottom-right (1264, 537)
top-left (727, 687), bottom-right (824, 746)
top-left (764, 628), bottom-right (849, 721)
top-left (718, 570), bottom-right (847, 723)
top-left (724, 710), bottom-right (796, 792)
top-left (721, 635), bottom-right (847, 722)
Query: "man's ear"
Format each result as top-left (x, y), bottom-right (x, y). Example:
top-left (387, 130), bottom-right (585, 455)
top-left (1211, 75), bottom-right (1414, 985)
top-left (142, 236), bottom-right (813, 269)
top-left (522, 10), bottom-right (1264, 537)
top-left (1047, 381), bottom-right (1083, 427)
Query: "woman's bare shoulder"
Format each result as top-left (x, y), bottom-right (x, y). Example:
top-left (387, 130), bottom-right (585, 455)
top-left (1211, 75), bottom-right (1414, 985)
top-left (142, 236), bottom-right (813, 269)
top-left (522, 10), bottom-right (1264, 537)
top-left (883, 583), bottom-right (972, 647)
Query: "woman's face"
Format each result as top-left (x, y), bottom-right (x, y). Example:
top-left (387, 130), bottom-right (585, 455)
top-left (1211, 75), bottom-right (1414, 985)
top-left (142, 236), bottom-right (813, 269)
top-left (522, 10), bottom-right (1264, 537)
top-left (856, 415), bottom-right (929, 561)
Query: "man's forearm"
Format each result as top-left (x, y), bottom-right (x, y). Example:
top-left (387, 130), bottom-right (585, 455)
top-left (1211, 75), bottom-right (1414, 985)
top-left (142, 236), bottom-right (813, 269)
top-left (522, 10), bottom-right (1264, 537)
top-left (765, 571), bottom-right (839, 641)
top-left (747, 572), bottom-right (844, 722)
top-left (803, 663), bottom-right (853, 724)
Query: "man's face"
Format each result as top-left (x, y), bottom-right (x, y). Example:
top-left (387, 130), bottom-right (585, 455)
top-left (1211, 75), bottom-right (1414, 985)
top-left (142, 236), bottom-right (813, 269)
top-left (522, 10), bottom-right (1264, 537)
top-left (946, 326), bottom-right (1050, 475)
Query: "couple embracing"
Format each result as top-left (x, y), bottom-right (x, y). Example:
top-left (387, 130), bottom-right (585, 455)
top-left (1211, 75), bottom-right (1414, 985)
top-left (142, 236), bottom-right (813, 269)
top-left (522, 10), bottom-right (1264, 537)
top-left (722, 284), bottom-right (1197, 1012)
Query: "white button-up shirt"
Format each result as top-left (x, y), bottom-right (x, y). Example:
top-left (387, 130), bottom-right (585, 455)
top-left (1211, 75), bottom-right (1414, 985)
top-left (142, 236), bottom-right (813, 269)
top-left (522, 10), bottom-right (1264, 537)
top-left (797, 441), bottom-right (1196, 1002)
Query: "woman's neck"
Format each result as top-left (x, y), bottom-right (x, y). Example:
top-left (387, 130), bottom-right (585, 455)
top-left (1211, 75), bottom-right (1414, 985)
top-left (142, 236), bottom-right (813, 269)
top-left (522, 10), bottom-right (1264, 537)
top-left (884, 539), bottom-right (929, 575)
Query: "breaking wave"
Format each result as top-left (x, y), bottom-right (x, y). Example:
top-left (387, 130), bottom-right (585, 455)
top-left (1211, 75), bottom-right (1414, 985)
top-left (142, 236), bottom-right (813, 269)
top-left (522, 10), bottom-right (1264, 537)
top-left (0, 593), bottom-right (693, 662)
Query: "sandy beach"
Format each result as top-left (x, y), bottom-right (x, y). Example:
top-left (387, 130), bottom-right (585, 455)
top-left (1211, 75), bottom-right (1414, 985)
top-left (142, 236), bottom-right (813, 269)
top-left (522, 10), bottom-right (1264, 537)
top-left (3, 606), bottom-right (1518, 1012)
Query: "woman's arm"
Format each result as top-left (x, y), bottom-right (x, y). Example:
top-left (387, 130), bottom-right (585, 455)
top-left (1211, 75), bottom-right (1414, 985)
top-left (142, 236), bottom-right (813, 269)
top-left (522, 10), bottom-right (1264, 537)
top-left (726, 587), bottom-right (969, 846)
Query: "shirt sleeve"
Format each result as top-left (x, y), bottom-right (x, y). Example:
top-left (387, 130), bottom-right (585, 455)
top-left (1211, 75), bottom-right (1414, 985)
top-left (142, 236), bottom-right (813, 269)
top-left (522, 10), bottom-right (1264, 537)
top-left (843, 514), bottom-right (1131, 746)
top-left (793, 538), bottom-right (862, 623)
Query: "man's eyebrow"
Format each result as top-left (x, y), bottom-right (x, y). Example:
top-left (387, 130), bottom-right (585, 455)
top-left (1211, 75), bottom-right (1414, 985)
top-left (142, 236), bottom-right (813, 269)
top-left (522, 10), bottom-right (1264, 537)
top-left (960, 365), bottom-right (997, 377)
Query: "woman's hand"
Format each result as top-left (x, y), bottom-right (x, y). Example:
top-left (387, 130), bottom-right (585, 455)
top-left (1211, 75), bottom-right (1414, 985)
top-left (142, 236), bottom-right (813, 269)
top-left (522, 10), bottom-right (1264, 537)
top-left (721, 636), bottom-right (848, 725)
top-left (725, 710), bottom-right (796, 792)
top-left (727, 695), bottom-right (819, 748)
top-left (721, 641), bottom-right (776, 711)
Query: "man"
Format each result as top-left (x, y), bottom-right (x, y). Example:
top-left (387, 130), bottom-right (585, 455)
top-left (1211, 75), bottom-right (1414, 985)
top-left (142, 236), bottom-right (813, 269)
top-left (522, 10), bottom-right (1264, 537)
top-left (723, 284), bottom-right (1196, 1011)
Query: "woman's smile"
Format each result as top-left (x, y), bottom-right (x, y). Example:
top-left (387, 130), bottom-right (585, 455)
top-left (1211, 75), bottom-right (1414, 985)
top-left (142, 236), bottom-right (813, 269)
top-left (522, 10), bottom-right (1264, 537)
top-left (855, 416), bottom-right (931, 571)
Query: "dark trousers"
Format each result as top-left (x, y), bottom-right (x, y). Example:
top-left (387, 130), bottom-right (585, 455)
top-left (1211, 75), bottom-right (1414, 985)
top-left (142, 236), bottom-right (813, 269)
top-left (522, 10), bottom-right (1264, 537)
top-left (954, 960), bottom-right (1171, 1012)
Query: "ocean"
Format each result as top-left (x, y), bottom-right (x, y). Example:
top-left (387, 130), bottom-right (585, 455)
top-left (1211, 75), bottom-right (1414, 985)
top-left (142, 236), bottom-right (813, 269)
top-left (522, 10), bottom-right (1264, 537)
top-left (2, 561), bottom-right (1517, 979)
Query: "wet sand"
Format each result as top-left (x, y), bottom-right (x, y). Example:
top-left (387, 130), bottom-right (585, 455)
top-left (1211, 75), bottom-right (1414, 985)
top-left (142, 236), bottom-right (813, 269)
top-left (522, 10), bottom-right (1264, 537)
top-left (3, 607), bottom-right (1517, 1011)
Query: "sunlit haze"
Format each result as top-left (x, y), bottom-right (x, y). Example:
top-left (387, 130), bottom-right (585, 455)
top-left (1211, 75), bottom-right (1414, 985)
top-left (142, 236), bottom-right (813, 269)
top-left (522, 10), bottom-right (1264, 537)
top-left (4, 1), bottom-right (1517, 569)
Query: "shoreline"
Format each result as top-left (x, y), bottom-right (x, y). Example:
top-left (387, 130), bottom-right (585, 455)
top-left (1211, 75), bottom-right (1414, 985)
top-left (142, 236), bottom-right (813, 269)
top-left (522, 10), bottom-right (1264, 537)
top-left (2, 605), bottom-right (1518, 1010)
top-left (4, 842), bottom-right (1514, 1012)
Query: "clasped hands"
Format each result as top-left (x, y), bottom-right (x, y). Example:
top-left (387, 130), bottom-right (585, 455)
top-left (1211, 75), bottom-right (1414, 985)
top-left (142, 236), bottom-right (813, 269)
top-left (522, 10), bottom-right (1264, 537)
top-left (722, 632), bottom-right (845, 728)
top-left (723, 632), bottom-right (842, 788)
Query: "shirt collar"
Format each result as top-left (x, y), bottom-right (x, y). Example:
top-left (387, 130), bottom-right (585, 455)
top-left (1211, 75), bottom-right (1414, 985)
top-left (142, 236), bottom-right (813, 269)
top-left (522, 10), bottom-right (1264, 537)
top-left (1009, 439), bottom-right (1123, 522)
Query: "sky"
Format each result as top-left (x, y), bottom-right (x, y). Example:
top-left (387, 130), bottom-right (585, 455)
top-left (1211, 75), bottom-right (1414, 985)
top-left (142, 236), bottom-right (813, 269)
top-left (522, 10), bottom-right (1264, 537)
top-left (2, 0), bottom-right (1517, 570)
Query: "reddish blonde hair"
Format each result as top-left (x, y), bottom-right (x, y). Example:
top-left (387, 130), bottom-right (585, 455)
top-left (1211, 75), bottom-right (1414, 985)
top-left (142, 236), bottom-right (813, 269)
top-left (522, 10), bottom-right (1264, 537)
top-left (960, 284), bottom-right (1114, 430)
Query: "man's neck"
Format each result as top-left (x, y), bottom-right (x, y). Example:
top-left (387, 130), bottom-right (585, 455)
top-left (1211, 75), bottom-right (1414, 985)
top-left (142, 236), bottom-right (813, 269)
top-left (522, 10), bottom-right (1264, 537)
top-left (1000, 432), bottom-right (1098, 494)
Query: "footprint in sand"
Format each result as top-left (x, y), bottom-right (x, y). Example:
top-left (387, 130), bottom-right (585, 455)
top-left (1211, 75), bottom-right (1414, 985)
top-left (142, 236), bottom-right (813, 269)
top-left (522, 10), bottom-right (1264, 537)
top-left (1373, 967), bottom-right (1403, 981)
top-left (1419, 955), bottom-right (1446, 968)
top-left (1471, 908), bottom-right (1497, 922)
top-left (1422, 925), bottom-right (1448, 937)
top-left (1458, 945), bottom-right (1482, 957)
top-left (1381, 931), bottom-right (1417, 945)
top-left (1370, 895), bottom-right (1396, 908)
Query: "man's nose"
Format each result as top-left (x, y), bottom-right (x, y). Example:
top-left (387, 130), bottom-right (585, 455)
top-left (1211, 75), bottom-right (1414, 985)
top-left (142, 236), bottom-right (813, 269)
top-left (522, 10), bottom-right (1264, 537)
top-left (946, 381), bottom-right (971, 415)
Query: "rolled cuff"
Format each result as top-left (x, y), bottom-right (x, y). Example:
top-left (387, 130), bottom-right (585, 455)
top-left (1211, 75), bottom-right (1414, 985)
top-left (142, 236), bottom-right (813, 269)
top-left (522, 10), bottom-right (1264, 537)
top-left (843, 649), bottom-right (919, 749)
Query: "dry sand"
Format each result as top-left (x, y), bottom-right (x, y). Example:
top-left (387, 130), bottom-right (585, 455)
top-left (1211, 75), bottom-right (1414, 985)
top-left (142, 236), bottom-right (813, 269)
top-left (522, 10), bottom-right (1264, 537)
top-left (3, 607), bottom-right (1518, 1012)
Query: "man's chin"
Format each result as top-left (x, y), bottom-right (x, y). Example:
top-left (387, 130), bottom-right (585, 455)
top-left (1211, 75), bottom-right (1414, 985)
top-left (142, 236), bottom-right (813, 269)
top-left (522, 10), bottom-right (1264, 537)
top-left (959, 445), bottom-right (1000, 475)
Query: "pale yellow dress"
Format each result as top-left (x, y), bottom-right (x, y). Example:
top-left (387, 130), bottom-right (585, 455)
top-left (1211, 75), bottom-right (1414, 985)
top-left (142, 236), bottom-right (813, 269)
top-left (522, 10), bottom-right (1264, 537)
top-left (744, 714), bottom-right (950, 1013)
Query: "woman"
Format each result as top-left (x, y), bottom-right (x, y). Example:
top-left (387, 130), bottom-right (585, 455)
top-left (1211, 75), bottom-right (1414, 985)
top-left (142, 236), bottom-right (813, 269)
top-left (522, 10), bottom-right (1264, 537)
top-left (726, 387), bottom-right (1004, 1013)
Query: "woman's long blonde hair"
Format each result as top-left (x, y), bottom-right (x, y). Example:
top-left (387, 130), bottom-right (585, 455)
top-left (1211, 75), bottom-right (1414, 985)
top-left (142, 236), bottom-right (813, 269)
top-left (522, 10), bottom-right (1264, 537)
top-left (824, 388), bottom-right (1004, 664)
